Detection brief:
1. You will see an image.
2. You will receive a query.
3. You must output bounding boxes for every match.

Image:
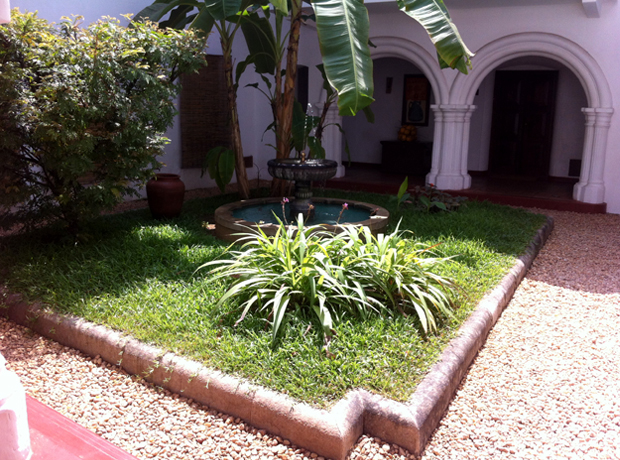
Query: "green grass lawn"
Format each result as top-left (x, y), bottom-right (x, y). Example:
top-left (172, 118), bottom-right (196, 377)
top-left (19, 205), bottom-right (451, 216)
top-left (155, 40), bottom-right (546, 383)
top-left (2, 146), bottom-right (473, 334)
top-left (0, 190), bottom-right (546, 407)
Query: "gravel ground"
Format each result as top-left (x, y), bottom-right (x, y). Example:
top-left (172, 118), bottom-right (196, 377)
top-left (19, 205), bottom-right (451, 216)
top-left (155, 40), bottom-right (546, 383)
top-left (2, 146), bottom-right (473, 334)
top-left (421, 209), bottom-right (620, 460)
top-left (2, 208), bottom-right (620, 459)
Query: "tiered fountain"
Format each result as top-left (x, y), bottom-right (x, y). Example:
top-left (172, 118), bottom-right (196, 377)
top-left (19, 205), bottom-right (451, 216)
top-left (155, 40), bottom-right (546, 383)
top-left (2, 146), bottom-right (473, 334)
top-left (214, 155), bottom-right (389, 242)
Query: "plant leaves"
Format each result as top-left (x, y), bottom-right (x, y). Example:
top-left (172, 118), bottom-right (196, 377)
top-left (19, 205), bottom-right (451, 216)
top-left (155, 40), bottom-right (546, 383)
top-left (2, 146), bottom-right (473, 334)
top-left (313, 0), bottom-right (374, 116)
top-left (160, 5), bottom-right (195, 28)
top-left (204, 0), bottom-right (244, 21)
top-left (307, 136), bottom-right (325, 159)
top-left (190, 7), bottom-right (216, 35)
top-left (397, 176), bottom-right (409, 201)
top-left (135, 0), bottom-right (200, 23)
top-left (396, 0), bottom-right (473, 74)
top-left (240, 13), bottom-right (277, 75)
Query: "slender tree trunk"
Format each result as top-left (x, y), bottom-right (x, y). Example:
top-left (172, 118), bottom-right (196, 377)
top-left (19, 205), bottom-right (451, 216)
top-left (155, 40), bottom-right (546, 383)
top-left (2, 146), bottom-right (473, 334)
top-left (271, 0), bottom-right (303, 196)
top-left (222, 36), bottom-right (250, 200)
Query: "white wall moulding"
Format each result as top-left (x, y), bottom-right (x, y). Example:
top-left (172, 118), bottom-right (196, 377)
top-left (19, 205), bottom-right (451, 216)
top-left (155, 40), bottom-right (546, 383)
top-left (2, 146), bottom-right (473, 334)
top-left (369, 36), bottom-right (450, 106)
top-left (582, 0), bottom-right (601, 18)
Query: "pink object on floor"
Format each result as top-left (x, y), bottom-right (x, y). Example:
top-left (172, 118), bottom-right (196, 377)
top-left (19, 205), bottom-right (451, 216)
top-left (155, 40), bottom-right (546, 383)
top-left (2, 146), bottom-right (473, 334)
top-left (27, 396), bottom-right (138, 460)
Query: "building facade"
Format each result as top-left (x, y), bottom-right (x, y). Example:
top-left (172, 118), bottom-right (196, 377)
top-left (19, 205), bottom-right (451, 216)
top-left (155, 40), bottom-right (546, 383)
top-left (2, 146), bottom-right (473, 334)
top-left (12, 0), bottom-right (620, 212)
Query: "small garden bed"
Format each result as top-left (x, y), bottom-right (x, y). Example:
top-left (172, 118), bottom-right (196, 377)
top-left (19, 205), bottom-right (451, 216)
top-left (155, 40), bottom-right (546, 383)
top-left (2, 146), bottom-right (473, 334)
top-left (0, 190), bottom-right (546, 407)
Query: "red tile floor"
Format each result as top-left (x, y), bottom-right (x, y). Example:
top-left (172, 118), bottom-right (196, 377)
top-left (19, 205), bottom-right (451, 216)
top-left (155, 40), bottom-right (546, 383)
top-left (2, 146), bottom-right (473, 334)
top-left (27, 396), bottom-right (137, 460)
top-left (326, 164), bottom-right (606, 213)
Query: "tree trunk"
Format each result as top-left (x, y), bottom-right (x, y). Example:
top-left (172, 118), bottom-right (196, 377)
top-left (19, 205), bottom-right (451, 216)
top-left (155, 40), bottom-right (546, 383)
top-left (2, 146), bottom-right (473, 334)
top-left (222, 36), bottom-right (250, 200)
top-left (271, 0), bottom-right (303, 197)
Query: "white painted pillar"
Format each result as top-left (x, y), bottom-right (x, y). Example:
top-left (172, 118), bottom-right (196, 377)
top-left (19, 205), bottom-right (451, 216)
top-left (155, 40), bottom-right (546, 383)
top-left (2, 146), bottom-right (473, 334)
top-left (0, 0), bottom-right (10, 24)
top-left (0, 353), bottom-right (32, 460)
top-left (426, 105), bottom-right (444, 186)
top-left (574, 108), bottom-right (613, 203)
top-left (459, 106), bottom-right (477, 189)
top-left (433, 104), bottom-right (476, 190)
top-left (315, 103), bottom-right (345, 178)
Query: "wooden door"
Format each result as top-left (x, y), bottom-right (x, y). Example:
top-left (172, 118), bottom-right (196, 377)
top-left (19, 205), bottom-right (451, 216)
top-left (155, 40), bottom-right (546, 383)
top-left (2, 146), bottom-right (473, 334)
top-left (488, 71), bottom-right (558, 178)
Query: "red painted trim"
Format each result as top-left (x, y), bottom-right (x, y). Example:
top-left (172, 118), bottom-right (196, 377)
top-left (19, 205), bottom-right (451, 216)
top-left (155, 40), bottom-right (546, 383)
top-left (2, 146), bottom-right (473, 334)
top-left (27, 396), bottom-right (138, 460)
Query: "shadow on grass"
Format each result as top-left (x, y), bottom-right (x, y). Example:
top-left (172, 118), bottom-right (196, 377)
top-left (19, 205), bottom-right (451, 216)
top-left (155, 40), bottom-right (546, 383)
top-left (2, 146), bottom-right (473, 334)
top-left (0, 189), bottom-right (547, 405)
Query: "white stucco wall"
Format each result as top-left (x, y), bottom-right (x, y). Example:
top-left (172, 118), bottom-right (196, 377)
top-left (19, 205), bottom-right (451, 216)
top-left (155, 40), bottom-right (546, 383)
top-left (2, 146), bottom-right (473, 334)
top-left (342, 57), bottom-right (435, 165)
top-left (10, 0), bottom-right (620, 212)
top-left (364, 0), bottom-right (620, 212)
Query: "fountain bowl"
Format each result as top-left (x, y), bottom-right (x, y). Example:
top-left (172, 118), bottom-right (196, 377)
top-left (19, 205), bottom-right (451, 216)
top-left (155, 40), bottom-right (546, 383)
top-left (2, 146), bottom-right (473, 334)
top-left (267, 158), bottom-right (338, 182)
top-left (214, 197), bottom-right (389, 243)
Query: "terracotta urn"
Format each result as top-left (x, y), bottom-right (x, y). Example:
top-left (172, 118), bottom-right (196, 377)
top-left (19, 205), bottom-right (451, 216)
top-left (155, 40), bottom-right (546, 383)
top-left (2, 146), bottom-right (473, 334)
top-left (146, 173), bottom-right (185, 219)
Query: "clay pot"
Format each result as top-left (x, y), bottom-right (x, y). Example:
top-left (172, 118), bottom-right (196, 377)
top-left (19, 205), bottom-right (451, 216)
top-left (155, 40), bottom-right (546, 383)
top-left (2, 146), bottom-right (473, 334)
top-left (146, 173), bottom-right (185, 219)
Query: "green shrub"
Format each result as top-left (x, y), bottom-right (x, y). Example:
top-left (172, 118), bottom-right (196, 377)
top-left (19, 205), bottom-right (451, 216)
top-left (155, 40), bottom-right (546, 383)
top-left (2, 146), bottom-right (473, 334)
top-left (201, 216), bottom-right (456, 347)
top-left (410, 184), bottom-right (467, 212)
top-left (0, 10), bottom-right (206, 235)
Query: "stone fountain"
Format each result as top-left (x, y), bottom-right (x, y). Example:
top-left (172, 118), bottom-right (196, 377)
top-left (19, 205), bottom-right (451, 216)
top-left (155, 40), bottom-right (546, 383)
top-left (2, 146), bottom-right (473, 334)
top-left (214, 155), bottom-right (389, 242)
top-left (267, 155), bottom-right (338, 219)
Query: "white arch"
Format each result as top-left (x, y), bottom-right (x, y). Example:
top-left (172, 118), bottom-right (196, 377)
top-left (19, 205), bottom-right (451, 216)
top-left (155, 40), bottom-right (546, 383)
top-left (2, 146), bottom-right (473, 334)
top-left (450, 32), bottom-right (612, 108)
top-left (370, 36), bottom-right (450, 104)
top-left (446, 32), bottom-right (613, 204)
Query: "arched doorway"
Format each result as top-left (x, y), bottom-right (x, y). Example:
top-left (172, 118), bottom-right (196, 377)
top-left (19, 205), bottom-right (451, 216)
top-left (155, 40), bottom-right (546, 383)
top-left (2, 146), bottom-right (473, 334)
top-left (342, 57), bottom-right (435, 168)
top-left (468, 56), bottom-right (588, 184)
top-left (447, 33), bottom-right (613, 204)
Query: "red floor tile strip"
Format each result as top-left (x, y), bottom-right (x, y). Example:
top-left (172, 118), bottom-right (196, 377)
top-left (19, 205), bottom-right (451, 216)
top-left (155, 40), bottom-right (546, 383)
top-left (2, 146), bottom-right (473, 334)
top-left (27, 396), bottom-right (138, 460)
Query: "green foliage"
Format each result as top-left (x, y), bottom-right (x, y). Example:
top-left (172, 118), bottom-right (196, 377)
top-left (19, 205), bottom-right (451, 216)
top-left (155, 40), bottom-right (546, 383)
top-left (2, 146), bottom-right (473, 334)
top-left (0, 191), bottom-right (546, 405)
top-left (397, 0), bottom-right (473, 74)
top-left (408, 184), bottom-right (467, 212)
top-left (393, 176), bottom-right (411, 211)
top-left (0, 10), bottom-right (207, 235)
top-left (202, 147), bottom-right (235, 193)
top-left (201, 215), bottom-right (456, 346)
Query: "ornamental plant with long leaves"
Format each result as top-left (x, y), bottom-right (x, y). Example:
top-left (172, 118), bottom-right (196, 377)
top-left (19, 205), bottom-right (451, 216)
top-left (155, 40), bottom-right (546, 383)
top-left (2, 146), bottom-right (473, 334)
top-left (200, 216), bottom-right (456, 347)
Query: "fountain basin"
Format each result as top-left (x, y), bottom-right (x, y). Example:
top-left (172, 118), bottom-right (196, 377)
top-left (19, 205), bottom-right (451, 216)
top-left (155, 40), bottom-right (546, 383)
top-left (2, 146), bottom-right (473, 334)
top-left (214, 197), bottom-right (389, 243)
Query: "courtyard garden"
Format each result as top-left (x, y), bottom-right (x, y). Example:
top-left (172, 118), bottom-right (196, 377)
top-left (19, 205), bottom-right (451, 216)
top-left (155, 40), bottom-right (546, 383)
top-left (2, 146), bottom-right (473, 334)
top-left (0, 189), bottom-right (546, 407)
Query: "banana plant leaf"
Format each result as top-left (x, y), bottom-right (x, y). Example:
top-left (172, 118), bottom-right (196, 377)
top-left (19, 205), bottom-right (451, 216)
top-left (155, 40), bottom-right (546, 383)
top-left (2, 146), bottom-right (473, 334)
top-left (397, 0), bottom-right (473, 73)
top-left (312, 0), bottom-right (374, 117)
top-left (135, 0), bottom-right (201, 23)
top-left (204, 0), bottom-right (244, 20)
top-left (240, 12), bottom-right (277, 75)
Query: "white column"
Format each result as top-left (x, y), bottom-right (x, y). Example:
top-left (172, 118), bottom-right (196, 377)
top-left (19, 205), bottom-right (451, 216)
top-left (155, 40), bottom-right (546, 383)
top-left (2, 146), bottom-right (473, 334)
top-left (426, 105), bottom-right (443, 186)
top-left (0, 353), bottom-right (32, 460)
top-left (0, 0), bottom-right (10, 24)
top-left (573, 108), bottom-right (613, 203)
top-left (459, 105), bottom-right (477, 189)
top-left (316, 103), bottom-right (345, 178)
top-left (433, 104), bottom-right (476, 190)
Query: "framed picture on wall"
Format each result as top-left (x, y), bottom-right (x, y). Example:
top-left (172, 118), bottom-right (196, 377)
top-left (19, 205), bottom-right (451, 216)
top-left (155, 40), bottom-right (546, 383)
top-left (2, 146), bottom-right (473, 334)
top-left (402, 74), bottom-right (431, 126)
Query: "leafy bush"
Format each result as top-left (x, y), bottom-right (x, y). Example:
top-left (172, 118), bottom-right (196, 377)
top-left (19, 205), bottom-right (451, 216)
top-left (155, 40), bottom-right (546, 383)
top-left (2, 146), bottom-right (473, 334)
top-left (0, 10), bottom-right (206, 235)
top-left (201, 216), bottom-right (456, 347)
top-left (410, 184), bottom-right (467, 212)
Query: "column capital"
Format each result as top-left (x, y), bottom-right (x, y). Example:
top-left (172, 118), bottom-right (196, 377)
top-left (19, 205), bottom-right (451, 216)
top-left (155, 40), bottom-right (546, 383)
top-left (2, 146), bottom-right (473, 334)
top-left (432, 104), bottom-right (477, 113)
top-left (431, 105), bottom-right (477, 123)
top-left (582, 107), bottom-right (614, 127)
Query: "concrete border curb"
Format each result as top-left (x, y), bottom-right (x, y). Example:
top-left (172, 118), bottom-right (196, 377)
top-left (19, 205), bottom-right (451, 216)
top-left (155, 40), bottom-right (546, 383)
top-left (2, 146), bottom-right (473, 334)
top-left (1, 217), bottom-right (554, 460)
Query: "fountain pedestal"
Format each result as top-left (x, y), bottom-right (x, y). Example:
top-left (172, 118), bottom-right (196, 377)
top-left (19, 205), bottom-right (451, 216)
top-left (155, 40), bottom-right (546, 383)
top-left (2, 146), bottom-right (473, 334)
top-left (267, 158), bottom-right (338, 220)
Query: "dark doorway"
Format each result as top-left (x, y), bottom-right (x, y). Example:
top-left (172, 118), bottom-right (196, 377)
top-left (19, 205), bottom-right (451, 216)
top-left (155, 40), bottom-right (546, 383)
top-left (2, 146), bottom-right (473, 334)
top-left (488, 70), bottom-right (558, 178)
